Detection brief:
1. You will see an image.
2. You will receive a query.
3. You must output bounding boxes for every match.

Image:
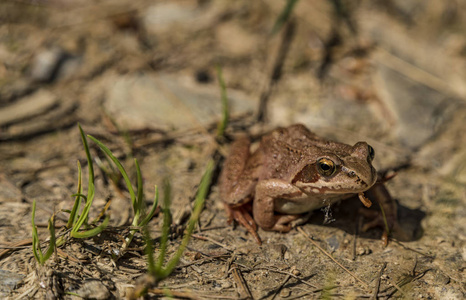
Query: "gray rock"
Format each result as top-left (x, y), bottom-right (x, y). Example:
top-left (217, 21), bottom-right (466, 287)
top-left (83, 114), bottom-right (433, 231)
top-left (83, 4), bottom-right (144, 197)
top-left (30, 48), bottom-right (81, 83)
top-left (30, 48), bottom-right (65, 83)
top-left (104, 73), bottom-right (256, 132)
top-left (0, 89), bottom-right (58, 127)
top-left (374, 64), bottom-right (457, 149)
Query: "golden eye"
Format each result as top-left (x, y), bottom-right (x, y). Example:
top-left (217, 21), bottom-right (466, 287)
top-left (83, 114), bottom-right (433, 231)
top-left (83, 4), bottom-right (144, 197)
top-left (317, 158), bottom-right (336, 176)
top-left (368, 145), bottom-right (375, 162)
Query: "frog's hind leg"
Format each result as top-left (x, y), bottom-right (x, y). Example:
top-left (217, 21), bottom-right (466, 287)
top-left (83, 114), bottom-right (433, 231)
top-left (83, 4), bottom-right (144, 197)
top-left (220, 136), bottom-right (262, 244)
top-left (224, 203), bottom-right (262, 244)
top-left (219, 136), bottom-right (255, 203)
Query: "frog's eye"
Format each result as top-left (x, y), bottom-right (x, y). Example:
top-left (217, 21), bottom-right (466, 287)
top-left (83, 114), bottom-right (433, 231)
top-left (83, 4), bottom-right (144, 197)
top-left (368, 145), bottom-right (375, 162)
top-left (317, 158), bottom-right (336, 176)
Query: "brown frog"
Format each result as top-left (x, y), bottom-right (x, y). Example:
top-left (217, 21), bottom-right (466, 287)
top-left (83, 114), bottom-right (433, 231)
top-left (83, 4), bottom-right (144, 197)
top-left (219, 124), bottom-right (396, 244)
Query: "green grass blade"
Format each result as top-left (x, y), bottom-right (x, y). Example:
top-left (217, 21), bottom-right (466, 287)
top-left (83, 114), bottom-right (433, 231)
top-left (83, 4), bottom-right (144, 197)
top-left (32, 235), bottom-right (42, 263)
top-left (378, 201), bottom-right (390, 235)
top-left (139, 185), bottom-right (159, 227)
top-left (78, 124), bottom-right (96, 228)
top-left (143, 226), bottom-right (156, 276)
top-left (271, 0), bottom-right (299, 35)
top-left (160, 159), bottom-right (214, 278)
top-left (134, 158), bottom-right (144, 222)
top-left (31, 200), bottom-right (42, 263)
top-left (123, 181), bottom-right (156, 250)
top-left (156, 179), bottom-right (172, 271)
top-left (88, 135), bottom-right (137, 207)
top-left (67, 161), bottom-right (83, 229)
top-left (70, 193), bottom-right (87, 201)
top-left (97, 154), bottom-right (120, 185)
top-left (71, 214), bottom-right (109, 239)
top-left (216, 65), bottom-right (229, 138)
top-left (31, 200), bottom-right (56, 265)
top-left (41, 215), bottom-right (56, 263)
top-left (78, 124), bottom-right (94, 191)
top-left (72, 181), bottom-right (95, 234)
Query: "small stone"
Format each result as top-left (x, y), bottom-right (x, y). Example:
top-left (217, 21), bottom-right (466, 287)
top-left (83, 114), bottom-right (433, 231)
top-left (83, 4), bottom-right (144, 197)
top-left (267, 244), bottom-right (288, 260)
top-left (357, 246), bottom-right (372, 256)
top-left (30, 48), bottom-right (65, 82)
top-left (279, 287), bottom-right (291, 298)
top-left (216, 23), bottom-right (258, 57)
top-left (291, 267), bottom-right (301, 276)
top-left (221, 281), bottom-right (232, 289)
top-left (326, 235), bottom-right (340, 252)
top-left (284, 250), bottom-right (293, 260)
top-left (0, 269), bottom-right (24, 295)
top-left (434, 271), bottom-right (450, 285)
top-left (76, 280), bottom-right (111, 300)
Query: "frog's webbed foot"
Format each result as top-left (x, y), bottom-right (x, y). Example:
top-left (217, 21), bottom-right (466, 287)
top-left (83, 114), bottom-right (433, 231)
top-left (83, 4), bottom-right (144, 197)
top-left (224, 203), bottom-right (262, 245)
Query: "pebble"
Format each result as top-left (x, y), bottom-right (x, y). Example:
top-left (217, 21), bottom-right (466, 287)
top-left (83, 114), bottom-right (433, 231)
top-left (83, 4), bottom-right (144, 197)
top-left (0, 269), bottom-right (24, 296)
top-left (75, 280), bottom-right (111, 300)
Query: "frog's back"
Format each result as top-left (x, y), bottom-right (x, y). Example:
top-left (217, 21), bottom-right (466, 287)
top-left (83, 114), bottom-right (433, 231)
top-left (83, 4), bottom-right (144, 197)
top-left (259, 124), bottom-right (355, 181)
top-left (259, 124), bottom-right (318, 180)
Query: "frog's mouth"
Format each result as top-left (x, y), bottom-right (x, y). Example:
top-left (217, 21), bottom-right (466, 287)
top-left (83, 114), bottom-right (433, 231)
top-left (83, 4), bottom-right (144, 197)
top-left (358, 192), bottom-right (372, 208)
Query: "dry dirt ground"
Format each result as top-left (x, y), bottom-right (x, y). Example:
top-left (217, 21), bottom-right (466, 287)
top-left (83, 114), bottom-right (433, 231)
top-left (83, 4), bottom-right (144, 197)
top-left (0, 0), bottom-right (465, 299)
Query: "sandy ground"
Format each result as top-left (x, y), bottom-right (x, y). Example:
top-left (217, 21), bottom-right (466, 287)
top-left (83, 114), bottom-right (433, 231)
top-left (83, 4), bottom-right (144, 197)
top-left (0, 0), bottom-right (465, 299)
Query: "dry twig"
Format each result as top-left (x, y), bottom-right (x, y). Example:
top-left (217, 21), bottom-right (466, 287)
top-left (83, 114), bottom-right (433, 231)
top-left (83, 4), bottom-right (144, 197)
top-left (297, 227), bottom-right (369, 287)
top-left (370, 262), bottom-right (386, 300)
top-left (231, 263), bottom-right (253, 299)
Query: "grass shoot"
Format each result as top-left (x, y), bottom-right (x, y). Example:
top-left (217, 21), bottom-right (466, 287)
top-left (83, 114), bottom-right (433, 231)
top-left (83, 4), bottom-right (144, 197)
top-left (31, 200), bottom-right (56, 265)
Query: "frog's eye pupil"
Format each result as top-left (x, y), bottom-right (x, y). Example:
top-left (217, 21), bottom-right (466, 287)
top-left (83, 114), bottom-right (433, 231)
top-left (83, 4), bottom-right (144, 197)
top-left (317, 158), bottom-right (336, 176)
top-left (321, 164), bottom-right (330, 171)
top-left (368, 145), bottom-right (375, 162)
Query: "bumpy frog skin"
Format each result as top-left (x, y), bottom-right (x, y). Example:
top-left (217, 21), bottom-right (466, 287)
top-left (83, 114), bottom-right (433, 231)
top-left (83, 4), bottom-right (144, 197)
top-left (219, 124), bottom-right (395, 244)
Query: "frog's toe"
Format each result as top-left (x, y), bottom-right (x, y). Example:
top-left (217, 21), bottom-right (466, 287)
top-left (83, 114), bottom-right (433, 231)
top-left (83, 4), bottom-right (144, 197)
top-left (358, 207), bottom-right (377, 218)
top-left (359, 207), bottom-right (399, 246)
top-left (361, 216), bottom-right (384, 232)
top-left (359, 208), bottom-right (387, 232)
top-left (290, 212), bottom-right (312, 228)
top-left (225, 204), bottom-right (261, 244)
top-left (271, 224), bottom-right (292, 232)
top-left (272, 215), bottom-right (301, 232)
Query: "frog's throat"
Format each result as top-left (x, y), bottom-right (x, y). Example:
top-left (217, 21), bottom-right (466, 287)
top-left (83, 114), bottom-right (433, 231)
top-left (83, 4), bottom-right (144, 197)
top-left (298, 184), bottom-right (372, 195)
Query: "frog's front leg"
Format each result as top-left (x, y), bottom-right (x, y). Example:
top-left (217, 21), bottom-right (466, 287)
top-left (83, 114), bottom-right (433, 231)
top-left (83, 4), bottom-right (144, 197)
top-left (362, 182), bottom-right (396, 231)
top-left (253, 179), bottom-right (305, 232)
top-left (360, 181), bottom-right (404, 245)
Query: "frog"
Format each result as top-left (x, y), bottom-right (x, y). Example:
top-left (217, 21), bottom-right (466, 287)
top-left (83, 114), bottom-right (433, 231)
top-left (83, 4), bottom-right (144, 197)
top-left (219, 123), bottom-right (397, 244)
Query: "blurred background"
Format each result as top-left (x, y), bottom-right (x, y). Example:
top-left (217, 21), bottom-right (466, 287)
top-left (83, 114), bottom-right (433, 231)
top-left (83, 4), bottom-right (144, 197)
top-left (0, 0), bottom-right (465, 298)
